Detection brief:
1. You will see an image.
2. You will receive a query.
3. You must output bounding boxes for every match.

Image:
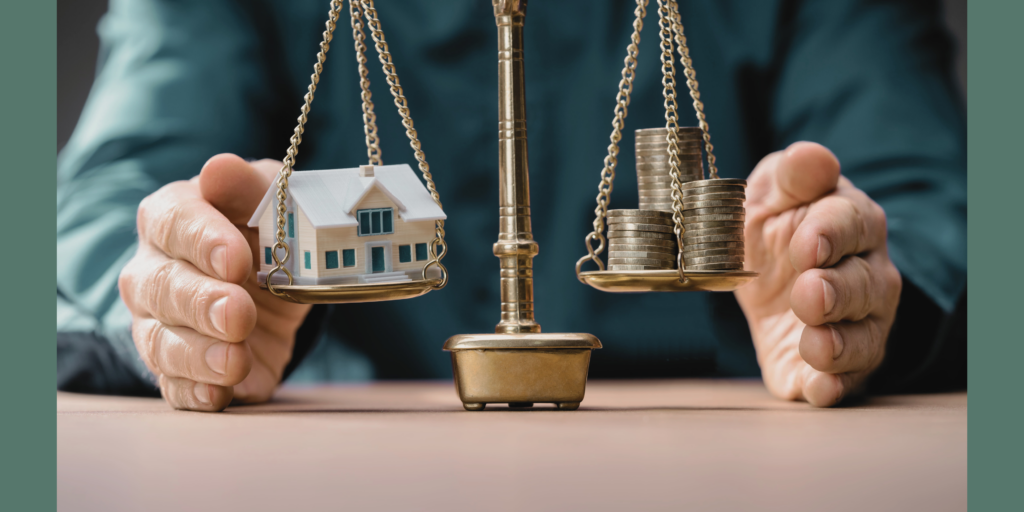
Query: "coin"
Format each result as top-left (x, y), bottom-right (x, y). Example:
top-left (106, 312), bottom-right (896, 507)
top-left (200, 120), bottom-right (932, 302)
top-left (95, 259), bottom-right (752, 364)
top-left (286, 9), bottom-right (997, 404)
top-left (609, 242), bottom-right (677, 251)
top-left (607, 209), bottom-right (672, 219)
top-left (685, 207), bottom-right (746, 216)
top-left (681, 185), bottom-right (746, 196)
top-left (682, 221), bottom-right (745, 230)
top-left (685, 262), bottom-right (745, 270)
top-left (637, 154), bottom-right (703, 162)
top-left (638, 205), bottom-right (675, 212)
top-left (608, 265), bottom-right (673, 271)
top-left (638, 183), bottom-right (675, 191)
top-left (639, 190), bottom-right (675, 198)
top-left (608, 257), bottom-right (675, 266)
top-left (635, 142), bottom-right (702, 151)
top-left (607, 217), bottom-right (674, 226)
top-left (683, 227), bottom-right (745, 237)
top-left (684, 241), bottom-right (744, 251)
top-left (635, 127), bottom-right (703, 137)
top-left (681, 178), bottom-right (747, 190)
top-left (608, 251), bottom-right (676, 261)
top-left (680, 192), bottom-right (747, 202)
top-left (607, 237), bottom-right (677, 247)
top-left (682, 199), bottom-right (745, 209)
top-left (637, 175), bottom-right (675, 183)
top-left (682, 214), bottom-right (745, 222)
top-left (606, 222), bottom-right (674, 233)
top-left (682, 248), bottom-right (745, 257)
top-left (684, 254), bottom-right (745, 264)
top-left (606, 230), bottom-right (676, 240)
top-left (683, 234), bottom-right (746, 244)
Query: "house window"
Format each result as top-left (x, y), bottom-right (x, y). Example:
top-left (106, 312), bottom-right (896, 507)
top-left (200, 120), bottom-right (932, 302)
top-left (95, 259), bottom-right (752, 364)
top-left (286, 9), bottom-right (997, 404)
top-left (416, 243), bottom-right (429, 261)
top-left (265, 247), bottom-right (272, 265)
top-left (357, 208), bottom-right (394, 236)
top-left (325, 250), bottom-right (339, 269)
top-left (343, 249), bottom-right (356, 267)
top-left (399, 245), bottom-right (411, 263)
top-left (287, 212), bottom-right (294, 238)
top-left (304, 251), bottom-right (311, 269)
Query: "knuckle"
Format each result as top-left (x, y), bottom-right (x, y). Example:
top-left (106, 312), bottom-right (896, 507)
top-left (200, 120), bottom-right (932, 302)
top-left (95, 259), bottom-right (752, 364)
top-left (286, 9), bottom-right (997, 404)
top-left (147, 259), bottom-right (179, 315)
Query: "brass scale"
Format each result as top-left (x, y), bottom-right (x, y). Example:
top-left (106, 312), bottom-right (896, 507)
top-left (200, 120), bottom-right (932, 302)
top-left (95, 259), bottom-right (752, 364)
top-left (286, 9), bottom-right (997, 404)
top-left (261, 0), bottom-right (758, 410)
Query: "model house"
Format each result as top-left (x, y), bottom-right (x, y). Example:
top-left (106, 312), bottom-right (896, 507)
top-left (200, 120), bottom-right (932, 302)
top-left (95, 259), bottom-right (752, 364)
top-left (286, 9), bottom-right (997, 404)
top-left (248, 164), bottom-right (446, 285)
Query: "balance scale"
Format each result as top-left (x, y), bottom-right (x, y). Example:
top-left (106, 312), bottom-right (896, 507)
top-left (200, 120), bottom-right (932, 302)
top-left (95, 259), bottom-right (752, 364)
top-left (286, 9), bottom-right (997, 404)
top-left (259, 0), bottom-right (758, 410)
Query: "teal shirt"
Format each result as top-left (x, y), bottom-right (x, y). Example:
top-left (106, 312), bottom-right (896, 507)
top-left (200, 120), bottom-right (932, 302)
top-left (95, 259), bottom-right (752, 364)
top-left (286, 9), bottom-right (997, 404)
top-left (57, 0), bottom-right (966, 391)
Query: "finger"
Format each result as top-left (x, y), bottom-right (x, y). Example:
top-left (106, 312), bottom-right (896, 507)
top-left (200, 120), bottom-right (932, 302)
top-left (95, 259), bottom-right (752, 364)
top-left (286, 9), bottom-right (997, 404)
top-left (120, 250), bottom-right (257, 342)
top-left (801, 369), bottom-right (861, 408)
top-left (133, 317), bottom-right (252, 387)
top-left (136, 181), bottom-right (252, 284)
top-left (747, 142), bottom-right (840, 214)
top-left (791, 254), bottom-right (889, 325)
top-left (231, 328), bottom-right (293, 404)
top-left (160, 374), bottom-right (234, 412)
top-left (199, 154), bottom-right (277, 225)
top-left (789, 183), bottom-right (888, 271)
top-left (799, 317), bottom-right (887, 374)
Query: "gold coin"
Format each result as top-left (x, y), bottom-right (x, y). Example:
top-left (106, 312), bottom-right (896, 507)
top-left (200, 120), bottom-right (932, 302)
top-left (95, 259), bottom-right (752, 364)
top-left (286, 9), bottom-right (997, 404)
top-left (606, 222), bottom-right (674, 233)
top-left (681, 178), bottom-right (747, 190)
top-left (681, 185), bottom-right (747, 196)
top-left (684, 234), bottom-right (746, 244)
top-left (684, 241), bottom-right (744, 251)
top-left (684, 254), bottom-right (745, 265)
top-left (635, 141), bottom-right (702, 150)
top-left (608, 257), bottom-right (676, 266)
top-left (684, 213), bottom-right (745, 222)
top-left (685, 262), bottom-right (745, 271)
top-left (682, 199), bottom-right (746, 210)
top-left (608, 251), bottom-right (676, 261)
top-left (637, 183), bottom-right (675, 191)
top-left (685, 207), bottom-right (746, 216)
top-left (682, 248), bottom-right (745, 257)
top-left (608, 244), bottom-right (678, 253)
top-left (607, 209), bottom-right (673, 219)
top-left (683, 227), bottom-right (745, 237)
top-left (606, 230), bottom-right (676, 240)
top-left (608, 218), bottom-right (675, 227)
top-left (608, 265), bottom-right (675, 271)
top-left (683, 221), bottom-right (745, 230)
top-left (606, 237), bottom-right (677, 247)
top-left (635, 127), bottom-right (703, 137)
top-left (680, 191), bottom-right (746, 201)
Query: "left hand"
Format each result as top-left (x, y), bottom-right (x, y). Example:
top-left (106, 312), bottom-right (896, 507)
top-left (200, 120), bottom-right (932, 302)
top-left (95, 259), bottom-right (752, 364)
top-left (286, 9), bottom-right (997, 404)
top-left (735, 142), bottom-right (902, 407)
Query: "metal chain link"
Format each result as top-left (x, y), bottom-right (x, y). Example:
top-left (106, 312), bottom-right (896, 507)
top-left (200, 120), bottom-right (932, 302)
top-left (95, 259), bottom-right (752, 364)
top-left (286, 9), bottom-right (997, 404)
top-left (350, 0), bottom-right (382, 166)
top-left (668, 0), bottom-right (718, 179)
top-left (267, 0), bottom-right (345, 296)
top-left (575, 0), bottom-right (649, 279)
top-left (360, 0), bottom-right (448, 288)
top-left (657, 0), bottom-right (688, 281)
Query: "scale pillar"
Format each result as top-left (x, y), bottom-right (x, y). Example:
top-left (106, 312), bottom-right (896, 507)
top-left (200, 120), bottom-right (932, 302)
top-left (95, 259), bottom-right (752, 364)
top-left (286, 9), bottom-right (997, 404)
top-left (442, 0), bottom-right (602, 411)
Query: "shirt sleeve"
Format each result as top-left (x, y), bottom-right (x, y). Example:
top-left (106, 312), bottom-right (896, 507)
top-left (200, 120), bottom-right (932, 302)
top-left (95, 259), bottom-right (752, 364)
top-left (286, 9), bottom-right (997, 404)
top-left (56, 0), bottom-right (281, 387)
top-left (771, 0), bottom-right (966, 312)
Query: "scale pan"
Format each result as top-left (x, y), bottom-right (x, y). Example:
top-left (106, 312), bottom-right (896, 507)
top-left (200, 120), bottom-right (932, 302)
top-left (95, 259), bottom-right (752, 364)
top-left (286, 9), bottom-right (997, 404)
top-left (259, 279), bottom-right (442, 304)
top-left (580, 269), bottom-right (758, 293)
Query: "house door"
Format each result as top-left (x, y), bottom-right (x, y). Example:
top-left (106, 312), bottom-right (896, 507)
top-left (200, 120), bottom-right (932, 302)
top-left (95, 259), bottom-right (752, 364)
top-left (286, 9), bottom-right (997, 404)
top-left (371, 246), bottom-right (386, 273)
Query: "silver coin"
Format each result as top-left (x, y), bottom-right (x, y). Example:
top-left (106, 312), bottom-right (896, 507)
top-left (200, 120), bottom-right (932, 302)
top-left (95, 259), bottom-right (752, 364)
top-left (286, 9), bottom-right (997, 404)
top-left (681, 248), bottom-right (745, 257)
top-left (606, 230), bottom-right (676, 240)
top-left (608, 265), bottom-right (675, 271)
top-left (606, 222), bottom-right (674, 233)
top-left (608, 257), bottom-right (676, 266)
top-left (683, 221), bottom-right (745, 230)
top-left (635, 127), bottom-right (703, 137)
top-left (685, 207), bottom-right (746, 216)
top-left (637, 183), bottom-right (675, 191)
top-left (684, 262), bottom-right (745, 271)
top-left (609, 246), bottom-right (678, 255)
top-left (683, 234), bottom-right (746, 244)
top-left (682, 214), bottom-right (745, 223)
top-left (683, 227), bottom-right (745, 237)
top-left (680, 192), bottom-right (747, 202)
top-left (607, 209), bottom-right (672, 218)
top-left (684, 254), bottom-right (745, 264)
top-left (637, 174), bottom-right (675, 182)
top-left (637, 154), bottom-right (703, 162)
top-left (638, 206), bottom-right (675, 212)
top-left (682, 199), bottom-right (746, 209)
top-left (684, 241), bottom-right (745, 251)
top-left (608, 251), bottom-right (676, 261)
top-left (635, 141), bottom-right (702, 150)
top-left (681, 178), bottom-right (747, 190)
top-left (607, 217), bottom-right (675, 226)
top-left (681, 185), bottom-right (747, 196)
top-left (639, 191), bottom-right (675, 198)
top-left (607, 238), bottom-right (677, 248)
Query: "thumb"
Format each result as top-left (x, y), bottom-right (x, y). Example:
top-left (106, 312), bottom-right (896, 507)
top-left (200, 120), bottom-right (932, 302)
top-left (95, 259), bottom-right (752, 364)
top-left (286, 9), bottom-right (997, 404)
top-left (747, 142), bottom-right (840, 214)
top-left (198, 154), bottom-right (279, 224)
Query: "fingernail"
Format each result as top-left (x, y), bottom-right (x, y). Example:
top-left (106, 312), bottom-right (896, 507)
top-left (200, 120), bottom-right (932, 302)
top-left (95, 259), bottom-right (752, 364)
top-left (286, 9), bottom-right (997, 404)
top-left (822, 279), bottom-right (836, 316)
top-left (194, 382), bottom-right (211, 405)
top-left (205, 342), bottom-right (229, 375)
top-left (816, 235), bottom-right (831, 267)
top-left (209, 297), bottom-right (228, 335)
top-left (210, 245), bottom-right (228, 280)
top-left (830, 325), bottom-right (844, 360)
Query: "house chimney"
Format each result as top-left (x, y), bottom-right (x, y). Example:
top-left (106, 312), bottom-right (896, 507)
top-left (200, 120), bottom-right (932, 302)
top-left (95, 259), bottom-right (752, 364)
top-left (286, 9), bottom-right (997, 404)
top-left (359, 164), bottom-right (375, 178)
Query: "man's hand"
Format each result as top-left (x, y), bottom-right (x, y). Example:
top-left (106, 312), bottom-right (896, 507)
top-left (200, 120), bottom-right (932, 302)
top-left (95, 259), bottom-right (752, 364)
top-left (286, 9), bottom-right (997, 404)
top-left (118, 154), bottom-right (312, 411)
top-left (736, 142), bottom-right (902, 407)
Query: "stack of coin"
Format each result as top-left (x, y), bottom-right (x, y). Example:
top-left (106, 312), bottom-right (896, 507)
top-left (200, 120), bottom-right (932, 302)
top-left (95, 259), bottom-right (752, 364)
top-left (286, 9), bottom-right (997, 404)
top-left (636, 127), bottom-right (705, 211)
top-left (680, 178), bottom-right (747, 271)
top-left (606, 209), bottom-right (678, 271)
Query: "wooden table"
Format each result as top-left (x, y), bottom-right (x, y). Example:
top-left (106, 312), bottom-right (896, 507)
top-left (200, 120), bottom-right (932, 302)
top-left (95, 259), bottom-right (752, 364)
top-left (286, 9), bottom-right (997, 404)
top-left (57, 380), bottom-right (966, 512)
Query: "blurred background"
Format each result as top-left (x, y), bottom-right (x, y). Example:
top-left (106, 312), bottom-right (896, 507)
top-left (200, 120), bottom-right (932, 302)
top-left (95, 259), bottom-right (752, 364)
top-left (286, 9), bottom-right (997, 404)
top-left (59, 0), bottom-right (966, 152)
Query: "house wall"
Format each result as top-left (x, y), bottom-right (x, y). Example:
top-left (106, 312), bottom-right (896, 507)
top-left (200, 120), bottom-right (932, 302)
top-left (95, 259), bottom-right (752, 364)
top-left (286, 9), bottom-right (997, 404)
top-left (258, 196), bottom-right (298, 276)
top-left (297, 206), bottom-right (318, 278)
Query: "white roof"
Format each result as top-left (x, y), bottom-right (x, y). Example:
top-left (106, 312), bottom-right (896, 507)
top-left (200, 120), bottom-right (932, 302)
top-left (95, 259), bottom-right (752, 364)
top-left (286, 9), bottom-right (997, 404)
top-left (248, 164), bottom-right (446, 229)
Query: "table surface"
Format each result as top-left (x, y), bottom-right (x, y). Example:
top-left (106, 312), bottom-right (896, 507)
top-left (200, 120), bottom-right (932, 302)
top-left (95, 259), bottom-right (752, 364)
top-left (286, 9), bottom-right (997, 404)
top-left (58, 380), bottom-right (966, 512)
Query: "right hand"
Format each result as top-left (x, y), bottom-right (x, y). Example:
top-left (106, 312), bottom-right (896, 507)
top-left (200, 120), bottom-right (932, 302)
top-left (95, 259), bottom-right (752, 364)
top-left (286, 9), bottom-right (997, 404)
top-left (119, 154), bottom-right (312, 411)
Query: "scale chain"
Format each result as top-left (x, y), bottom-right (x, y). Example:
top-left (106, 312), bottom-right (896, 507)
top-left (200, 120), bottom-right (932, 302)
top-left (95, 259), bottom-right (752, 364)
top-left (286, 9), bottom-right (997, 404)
top-left (657, 0), bottom-right (688, 281)
top-left (668, 0), bottom-right (718, 179)
top-left (267, 0), bottom-right (344, 297)
top-left (575, 0), bottom-right (649, 280)
top-left (350, 0), bottom-right (382, 166)
top-left (360, 0), bottom-right (448, 288)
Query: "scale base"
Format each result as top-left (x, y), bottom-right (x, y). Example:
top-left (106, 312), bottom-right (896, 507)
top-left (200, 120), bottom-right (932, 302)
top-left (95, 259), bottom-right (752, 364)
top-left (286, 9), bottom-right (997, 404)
top-left (443, 333), bottom-right (602, 411)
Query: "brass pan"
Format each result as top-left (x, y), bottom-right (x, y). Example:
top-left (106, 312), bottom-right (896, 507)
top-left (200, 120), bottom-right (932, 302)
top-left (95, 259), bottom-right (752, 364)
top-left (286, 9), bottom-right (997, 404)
top-left (579, 269), bottom-right (758, 293)
top-left (259, 278), bottom-right (442, 304)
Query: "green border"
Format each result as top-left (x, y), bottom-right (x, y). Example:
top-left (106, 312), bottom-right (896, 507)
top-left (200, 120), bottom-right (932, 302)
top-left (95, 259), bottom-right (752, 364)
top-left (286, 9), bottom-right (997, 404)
top-left (2, 1), bottom-right (57, 510)
top-left (969, 1), bottom-right (1021, 509)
